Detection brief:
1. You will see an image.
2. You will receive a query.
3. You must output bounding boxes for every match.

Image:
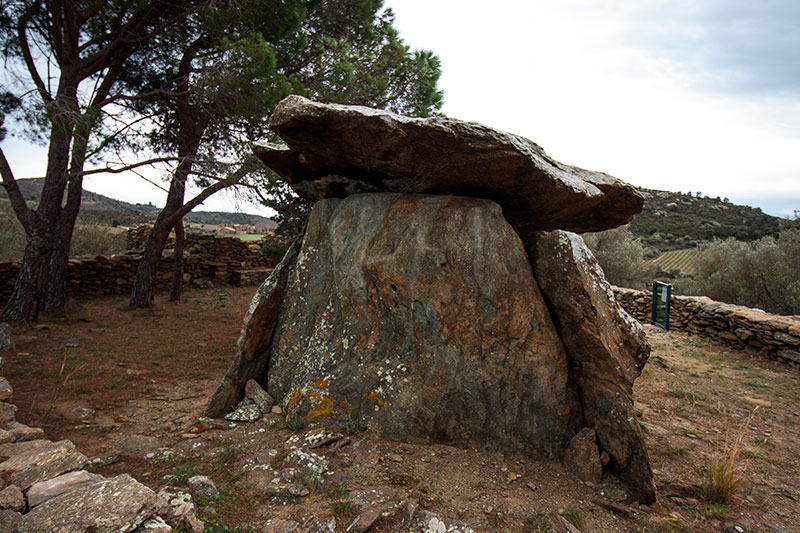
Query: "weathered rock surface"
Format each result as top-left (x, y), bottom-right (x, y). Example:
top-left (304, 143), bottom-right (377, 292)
top-left (19, 474), bottom-right (161, 532)
top-left (0, 439), bottom-right (88, 491)
top-left (0, 402), bottom-right (16, 424)
top-left (0, 323), bottom-right (13, 351)
top-left (0, 377), bottom-right (12, 401)
top-left (245, 378), bottom-right (275, 414)
top-left (255, 95), bottom-right (644, 234)
top-left (529, 230), bottom-right (654, 503)
top-left (0, 509), bottom-right (22, 532)
top-left (207, 235), bottom-right (304, 418)
top-left (0, 484), bottom-right (25, 512)
top-left (26, 470), bottom-right (104, 508)
top-left (562, 427), bottom-right (602, 485)
top-left (227, 194), bottom-right (582, 455)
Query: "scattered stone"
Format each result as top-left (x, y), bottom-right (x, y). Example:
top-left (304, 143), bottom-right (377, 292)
top-left (0, 377), bottom-right (11, 401)
top-left (257, 95), bottom-right (644, 234)
top-left (187, 475), bottom-right (219, 500)
top-left (90, 451), bottom-right (121, 467)
top-left (136, 515), bottom-right (173, 532)
top-left (121, 434), bottom-right (159, 453)
top-left (347, 507), bottom-right (381, 533)
top-left (303, 516), bottom-right (336, 533)
top-left (0, 509), bottom-right (22, 533)
top-left (245, 379), bottom-right (275, 414)
top-left (0, 485), bottom-right (25, 512)
top-left (0, 429), bottom-right (12, 445)
top-left (387, 453), bottom-right (403, 463)
top-left (562, 428), bottom-right (602, 485)
top-left (298, 426), bottom-right (345, 449)
top-left (271, 405), bottom-right (282, 414)
top-left (195, 417), bottom-right (236, 431)
top-left (722, 521), bottom-right (749, 533)
top-left (261, 518), bottom-right (299, 533)
top-left (126, 368), bottom-right (144, 377)
top-left (416, 510), bottom-right (474, 533)
top-left (157, 488), bottom-right (204, 533)
top-left (0, 402), bottom-right (17, 424)
top-left (224, 398), bottom-right (262, 422)
top-left (401, 498), bottom-right (419, 526)
top-left (0, 439), bottom-right (88, 490)
top-left (286, 448), bottom-right (328, 476)
top-left (6, 422), bottom-right (44, 442)
top-left (20, 474), bottom-right (161, 532)
top-left (0, 323), bottom-right (13, 351)
top-left (27, 470), bottom-right (104, 508)
top-left (349, 486), bottom-right (406, 512)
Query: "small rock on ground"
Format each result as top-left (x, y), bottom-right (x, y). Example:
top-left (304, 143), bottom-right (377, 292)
top-left (245, 379), bottom-right (275, 414)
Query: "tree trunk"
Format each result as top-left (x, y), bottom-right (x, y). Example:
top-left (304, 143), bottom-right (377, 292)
top-left (129, 213), bottom-right (176, 308)
top-left (170, 218), bottom-right (185, 301)
top-left (1, 226), bottom-right (53, 322)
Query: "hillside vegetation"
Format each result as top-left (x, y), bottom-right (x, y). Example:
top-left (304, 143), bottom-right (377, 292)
top-left (629, 189), bottom-right (786, 252)
top-left (0, 178), bottom-right (271, 227)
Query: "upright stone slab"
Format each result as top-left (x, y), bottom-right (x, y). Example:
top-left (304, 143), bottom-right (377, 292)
top-left (529, 230), bottom-right (655, 504)
top-left (214, 193), bottom-right (583, 457)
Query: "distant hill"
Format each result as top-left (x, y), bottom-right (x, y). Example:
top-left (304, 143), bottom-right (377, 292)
top-left (628, 189), bottom-right (791, 252)
top-left (0, 178), bottom-right (272, 227)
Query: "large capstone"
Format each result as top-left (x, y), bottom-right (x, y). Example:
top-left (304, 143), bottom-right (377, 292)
top-left (210, 193), bottom-right (583, 457)
top-left (254, 95), bottom-right (644, 234)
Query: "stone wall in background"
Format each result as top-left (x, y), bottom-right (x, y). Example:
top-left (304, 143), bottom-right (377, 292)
top-left (613, 287), bottom-right (800, 365)
top-left (0, 227), bottom-right (276, 305)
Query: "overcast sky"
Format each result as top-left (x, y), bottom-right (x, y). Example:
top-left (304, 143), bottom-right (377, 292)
top-left (3, 0), bottom-right (799, 218)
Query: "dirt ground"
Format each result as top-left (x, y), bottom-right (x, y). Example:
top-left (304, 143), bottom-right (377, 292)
top-left (1, 286), bottom-right (799, 532)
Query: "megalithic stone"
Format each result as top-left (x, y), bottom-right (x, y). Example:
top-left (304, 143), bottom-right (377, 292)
top-left (255, 95), bottom-right (644, 234)
top-left (527, 230), bottom-right (655, 504)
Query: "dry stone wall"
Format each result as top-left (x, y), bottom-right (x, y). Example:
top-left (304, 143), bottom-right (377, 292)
top-left (0, 229), bottom-right (275, 305)
top-left (614, 287), bottom-right (800, 365)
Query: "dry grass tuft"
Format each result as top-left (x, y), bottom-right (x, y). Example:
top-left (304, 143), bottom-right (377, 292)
top-left (698, 407), bottom-right (761, 505)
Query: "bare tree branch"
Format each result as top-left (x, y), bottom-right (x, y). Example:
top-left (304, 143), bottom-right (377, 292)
top-left (0, 147), bottom-right (35, 227)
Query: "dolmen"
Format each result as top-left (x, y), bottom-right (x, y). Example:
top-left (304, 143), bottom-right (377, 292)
top-left (207, 96), bottom-right (656, 504)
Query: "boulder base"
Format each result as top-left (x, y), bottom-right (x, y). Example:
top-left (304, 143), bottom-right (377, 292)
top-left (212, 193), bottom-right (582, 456)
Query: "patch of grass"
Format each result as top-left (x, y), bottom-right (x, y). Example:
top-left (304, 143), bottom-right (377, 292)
top-left (164, 462), bottom-right (197, 484)
top-left (734, 364), bottom-right (749, 370)
top-left (560, 508), bottom-right (583, 530)
top-left (666, 447), bottom-right (689, 457)
top-left (741, 380), bottom-right (767, 388)
top-left (330, 500), bottom-right (355, 518)
top-left (383, 472), bottom-right (420, 488)
top-left (689, 372), bottom-right (700, 378)
top-left (343, 416), bottom-right (368, 436)
top-left (327, 483), bottom-right (349, 499)
top-left (103, 380), bottom-right (118, 389)
top-left (666, 385), bottom-right (706, 404)
top-left (682, 350), bottom-right (701, 358)
top-left (704, 502), bottom-right (730, 518)
top-left (526, 513), bottom-right (552, 533)
top-left (9, 368), bottom-right (27, 378)
top-left (74, 385), bottom-right (92, 395)
top-left (286, 414), bottom-right (305, 433)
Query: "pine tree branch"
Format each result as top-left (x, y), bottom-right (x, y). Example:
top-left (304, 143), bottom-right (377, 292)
top-left (0, 147), bottom-right (35, 228)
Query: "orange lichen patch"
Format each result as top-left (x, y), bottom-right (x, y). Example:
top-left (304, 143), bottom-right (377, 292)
top-left (561, 405), bottom-right (571, 416)
top-left (313, 377), bottom-right (330, 389)
top-left (284, 386), bottom-right (305, 416)
top-left (307, 394), bottom-right (334, 420)
top-left (339, 401), bottom-right (348, 408)
top-left (368, 391), bottom-right (379, 400)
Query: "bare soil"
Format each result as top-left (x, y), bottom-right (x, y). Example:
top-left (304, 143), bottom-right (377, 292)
top-left (1, 287), bottom-right (798, 532)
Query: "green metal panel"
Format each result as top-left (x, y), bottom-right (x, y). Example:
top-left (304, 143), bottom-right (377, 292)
top-left (651, 281), bottom-right (672, 330)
